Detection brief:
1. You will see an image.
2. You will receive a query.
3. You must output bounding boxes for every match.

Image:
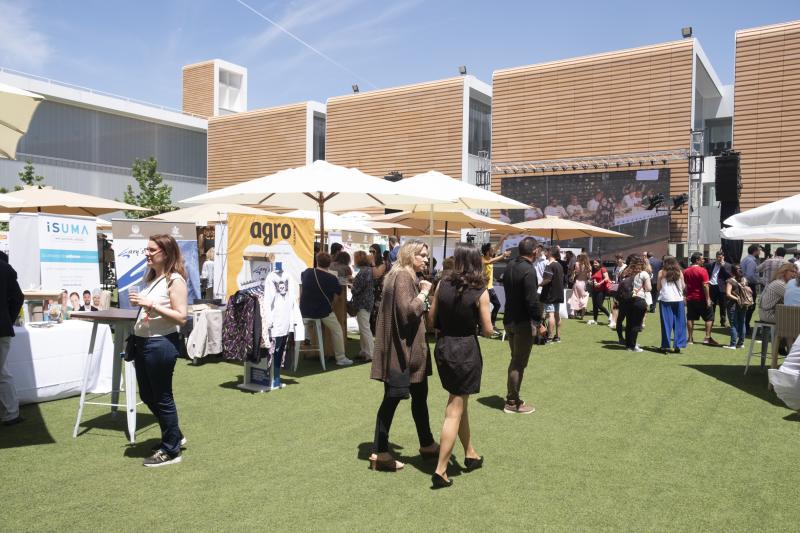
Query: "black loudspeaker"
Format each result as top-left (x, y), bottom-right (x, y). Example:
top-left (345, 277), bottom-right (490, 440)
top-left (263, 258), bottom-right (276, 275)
top-left (715, 151), bottom-right (741, 202)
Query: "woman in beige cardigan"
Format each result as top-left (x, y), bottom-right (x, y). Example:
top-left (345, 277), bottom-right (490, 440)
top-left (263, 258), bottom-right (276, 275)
top-left (369, 240), bottom-right (438, 471)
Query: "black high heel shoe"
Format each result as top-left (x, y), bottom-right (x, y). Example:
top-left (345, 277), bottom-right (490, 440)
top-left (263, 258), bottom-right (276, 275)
top-left (431, 472), bottom-right (453, 488)
top-left (464, 456), bottom-right (484, 471)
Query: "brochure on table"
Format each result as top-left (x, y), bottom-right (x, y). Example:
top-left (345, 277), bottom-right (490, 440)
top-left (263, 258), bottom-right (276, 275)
top-left (111, 219), bottom-right (201, 308)
top-left (9, 213), bottom-right (100, 295)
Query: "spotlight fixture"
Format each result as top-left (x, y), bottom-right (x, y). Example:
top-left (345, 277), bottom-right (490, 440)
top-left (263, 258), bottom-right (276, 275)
top-left (458, 65), bottom-right (467, 75)
top-left (645, 193), bottom-right (665, 211)
top-left (352, 84), bottom-right (359, 93)
top-left (682, 27), bottom-right (693, 38)
top-left (671, 193), bottom-right (689, 211)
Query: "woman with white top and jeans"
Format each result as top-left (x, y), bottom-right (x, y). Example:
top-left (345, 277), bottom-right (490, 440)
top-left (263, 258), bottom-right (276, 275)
top-left (129, 234), bottom-right (189, 467)
top-left (657, 256), bottom-right (687, 353)
top-left (617, 256), bottom-right (651, 352)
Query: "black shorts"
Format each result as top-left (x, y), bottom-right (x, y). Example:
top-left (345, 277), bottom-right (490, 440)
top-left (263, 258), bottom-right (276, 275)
top-left (686, 300), bottom-right (713, 321)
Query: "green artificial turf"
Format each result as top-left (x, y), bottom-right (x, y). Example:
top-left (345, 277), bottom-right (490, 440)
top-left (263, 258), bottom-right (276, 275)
top-left (2, 313), bottom-right (797, 532)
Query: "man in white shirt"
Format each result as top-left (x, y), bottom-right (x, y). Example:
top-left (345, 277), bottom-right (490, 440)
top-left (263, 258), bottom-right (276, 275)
top-left (586, 191), bottom-right (603, 214)
top-left (566, 195), bottom-right (584, 219)
top-left (533, 245), bottom-right (547, 295)
top-left (200, 250), bottom-right (214, 299)
top-left (543, 198), bottom-right (568, 218)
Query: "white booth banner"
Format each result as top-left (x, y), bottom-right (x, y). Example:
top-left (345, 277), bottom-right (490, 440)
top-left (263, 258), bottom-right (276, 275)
top-left (38, 215), bottom-right (100, 293)
top-left (111, 219), bottom-right (201, 308)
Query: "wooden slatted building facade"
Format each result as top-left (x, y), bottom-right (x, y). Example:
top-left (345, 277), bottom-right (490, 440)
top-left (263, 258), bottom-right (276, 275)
top-left (734, 20), bottom-right (800, 210)
top-left (491, 40), bottom-right (696, 242)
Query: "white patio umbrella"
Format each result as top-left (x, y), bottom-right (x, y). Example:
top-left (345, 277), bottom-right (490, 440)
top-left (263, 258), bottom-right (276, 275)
top-left (375, 209), bottom-right (512, 256)
top-left (720, 193), bottom-right (800, 242)
top-left (0, 212), bottom-right (111, 228)
top-left (390, 170), bottom-right (530, 212)
top-left (180, 160), bottom-right (451, 248)
top-left (0, 186), bottom-right (147, 216)
top-left (0, 81), bottom-right (43, 160)
top-left (387, 170), bottom-right (528, 251)
top-left (512, 216), bottom-right (631, 242)
top-left (146, 203), bottom-right (277, 225)
top-left (283, 209), bottom-right (377, 234)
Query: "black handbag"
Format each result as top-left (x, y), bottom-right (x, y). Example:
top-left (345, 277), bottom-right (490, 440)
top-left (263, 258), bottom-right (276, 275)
top-left (124, 333), bottom-right (138, 362)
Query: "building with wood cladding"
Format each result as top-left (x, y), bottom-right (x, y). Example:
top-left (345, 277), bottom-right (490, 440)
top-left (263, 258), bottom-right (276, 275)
top-left (491, 38), bottom-right (730, 253)
top-left (325, 75), bottom-right (492, 214)
top-left (734, 20), bottom-right (800, 211)
top-left (206, 102), bottom-right (326, 191)
top-left (182, 59), bottom-right (248, 118)
top-left (184, 59), bottom-right (326, 192)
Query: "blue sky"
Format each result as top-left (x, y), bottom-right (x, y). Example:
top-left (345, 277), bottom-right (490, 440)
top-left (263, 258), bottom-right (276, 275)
top-left (1, 0), bottom-right (799, 111)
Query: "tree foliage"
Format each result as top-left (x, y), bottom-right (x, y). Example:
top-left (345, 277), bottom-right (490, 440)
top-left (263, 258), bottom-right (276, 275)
top-left (122, 157), bottom-right (175, 218)
top-left (18, 159), bottom-right (44, 189)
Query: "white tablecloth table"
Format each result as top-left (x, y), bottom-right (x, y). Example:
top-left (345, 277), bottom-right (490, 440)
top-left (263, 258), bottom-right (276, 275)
top-left (8, 321), bottom-right (115, 405)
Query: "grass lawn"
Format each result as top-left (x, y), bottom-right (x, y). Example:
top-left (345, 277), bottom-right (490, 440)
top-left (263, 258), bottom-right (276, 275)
top-left (2, 311), bottom-right (798, 532)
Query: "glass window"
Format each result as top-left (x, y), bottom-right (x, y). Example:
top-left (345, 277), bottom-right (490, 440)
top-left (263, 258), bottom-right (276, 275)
top-left (218, 70), bottom-right (242, 112)
top-left (313, 115), bottom-right (326, 161)
top-left (705, 118), bottom-right (732, 156)
top-left (468, 98), bottom-right (491, 156)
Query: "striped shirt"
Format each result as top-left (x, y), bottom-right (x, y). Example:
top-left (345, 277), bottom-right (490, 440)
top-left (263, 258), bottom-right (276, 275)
top-left (759, 279), bottom-right (787, 323)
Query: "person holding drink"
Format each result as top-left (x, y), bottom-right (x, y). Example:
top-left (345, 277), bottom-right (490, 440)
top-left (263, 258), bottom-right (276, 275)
top-left (128, 234), bottom-right (189, 467)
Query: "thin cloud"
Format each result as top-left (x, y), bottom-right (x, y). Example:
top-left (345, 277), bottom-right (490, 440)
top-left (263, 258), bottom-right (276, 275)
top-left (0, 0), bottom-right (50, 70)
top-left (236, 0), bottom-right (364, 61)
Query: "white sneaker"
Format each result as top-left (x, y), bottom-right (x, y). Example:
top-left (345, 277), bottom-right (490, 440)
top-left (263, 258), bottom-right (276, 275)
top-left (586, 320), bottom-right (597, 325)
top-left (336, 357), bottom-right (354, 366)
top-left (608, 322), bottom-right (616, 329)
top-left (627, 346), bottom-right (644, 353)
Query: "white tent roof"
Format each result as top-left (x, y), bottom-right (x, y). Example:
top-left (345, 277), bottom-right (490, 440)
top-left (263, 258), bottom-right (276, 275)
top-left (389, 170), bottom-right (530, 211)
top-left (720, 193), bottom-right (800, 242)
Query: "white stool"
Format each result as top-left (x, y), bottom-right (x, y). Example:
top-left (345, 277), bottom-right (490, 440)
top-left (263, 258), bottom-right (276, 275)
top-left (745, 321), bottom-right (775, 375)
top-left (294, 318), bottom-right (325, 372)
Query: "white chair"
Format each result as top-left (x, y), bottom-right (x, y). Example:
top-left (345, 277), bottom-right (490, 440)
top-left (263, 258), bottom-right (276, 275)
top-left (745, 321), bottom-right (775, 375)
top-left (293, 318), bottom-right (325, 372)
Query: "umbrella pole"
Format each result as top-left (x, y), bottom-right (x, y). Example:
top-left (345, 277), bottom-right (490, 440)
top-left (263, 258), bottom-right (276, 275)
top-left (319, 196), bottom-right (325, 252)
top-left (443, 221), bottom-right (448, 259)
top-left (429, 204), bottom-right (434, 258)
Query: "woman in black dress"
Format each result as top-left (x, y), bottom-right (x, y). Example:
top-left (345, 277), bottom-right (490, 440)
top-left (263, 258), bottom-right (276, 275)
top-left (428, 244), bottom-right (494, 488)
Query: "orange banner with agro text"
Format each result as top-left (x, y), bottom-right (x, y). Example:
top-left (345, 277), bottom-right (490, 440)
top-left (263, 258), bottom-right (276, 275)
top-left (225, 213), bottom-right (315, 298)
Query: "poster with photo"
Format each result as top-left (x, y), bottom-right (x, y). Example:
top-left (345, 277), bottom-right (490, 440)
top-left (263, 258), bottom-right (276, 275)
top-left (500, 168), bottom-right (671, 258)
top-left (38, 214), bottom-right (101, 295)
top-left (111, 220), bottom-right (201, 309)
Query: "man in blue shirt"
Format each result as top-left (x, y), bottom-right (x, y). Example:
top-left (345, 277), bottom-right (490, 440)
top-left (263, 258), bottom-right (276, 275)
top-left (740, 244), bottom-right (761, 335)
top-left (300, 252), bottom-right (353, 366)
top-left (388, 236), bottom-right (400, 263)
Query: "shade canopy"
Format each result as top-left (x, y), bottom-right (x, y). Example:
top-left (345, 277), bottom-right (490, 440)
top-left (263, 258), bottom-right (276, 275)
top-left (283, 210), bottom-right (377, 234)
top-left (0, 186), bottom-right (147, 216)
top-left (179, 160), bottom-right (450, 248)
top-left (0, 212), bottom-right (111, 228)
top-left (389, 170), bottom-right (530, 211)
top-left (723, 193), bottom-right (800, 227)
top-left (0, 82), bottom-right (43, 160)
top-left (374, 210), bottom-right (512, 232)
top-left (720, 226), bottom-right (800, 242)
top-left (146, 203), bottom-right (277, 225)
top-left (512, 216), bottom-right (631, 240)
top-left (720, 193), bottom-right (800, 242)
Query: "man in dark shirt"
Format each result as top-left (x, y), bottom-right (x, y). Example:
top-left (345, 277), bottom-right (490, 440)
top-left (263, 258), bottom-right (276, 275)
top-left (705, 250), bottom-right (731, 327)
top-left (299, 252), bottom-right (352, 366)
top-left (502, 237), bottom-right (545, 415)
top-left (0, 259), bottom-right (25, 425)
top-left (79, 290), bottom-right (98, 312)
top-left (646, 252), bottom-right (662, 313)
top-left (540, 247), bottom-right (565, 343)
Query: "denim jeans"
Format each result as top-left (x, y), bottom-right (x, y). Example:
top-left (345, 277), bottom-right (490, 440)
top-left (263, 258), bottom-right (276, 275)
top-left (134, 333), bottom-right (183, 455)
top-left (659, 300), bottom-right (687, 349)
top-left (727, 305), bottom-right (747, 347)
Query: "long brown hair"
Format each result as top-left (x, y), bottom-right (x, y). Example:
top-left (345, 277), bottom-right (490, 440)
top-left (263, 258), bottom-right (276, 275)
top-left (622, 255), bottom-right (645, 278)
top-left (145, 234), bottom-right (187, 282)
top-left (662, 255), bottom-right (682, 283)
top-left (445, 244), bottom-right (486, 293)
